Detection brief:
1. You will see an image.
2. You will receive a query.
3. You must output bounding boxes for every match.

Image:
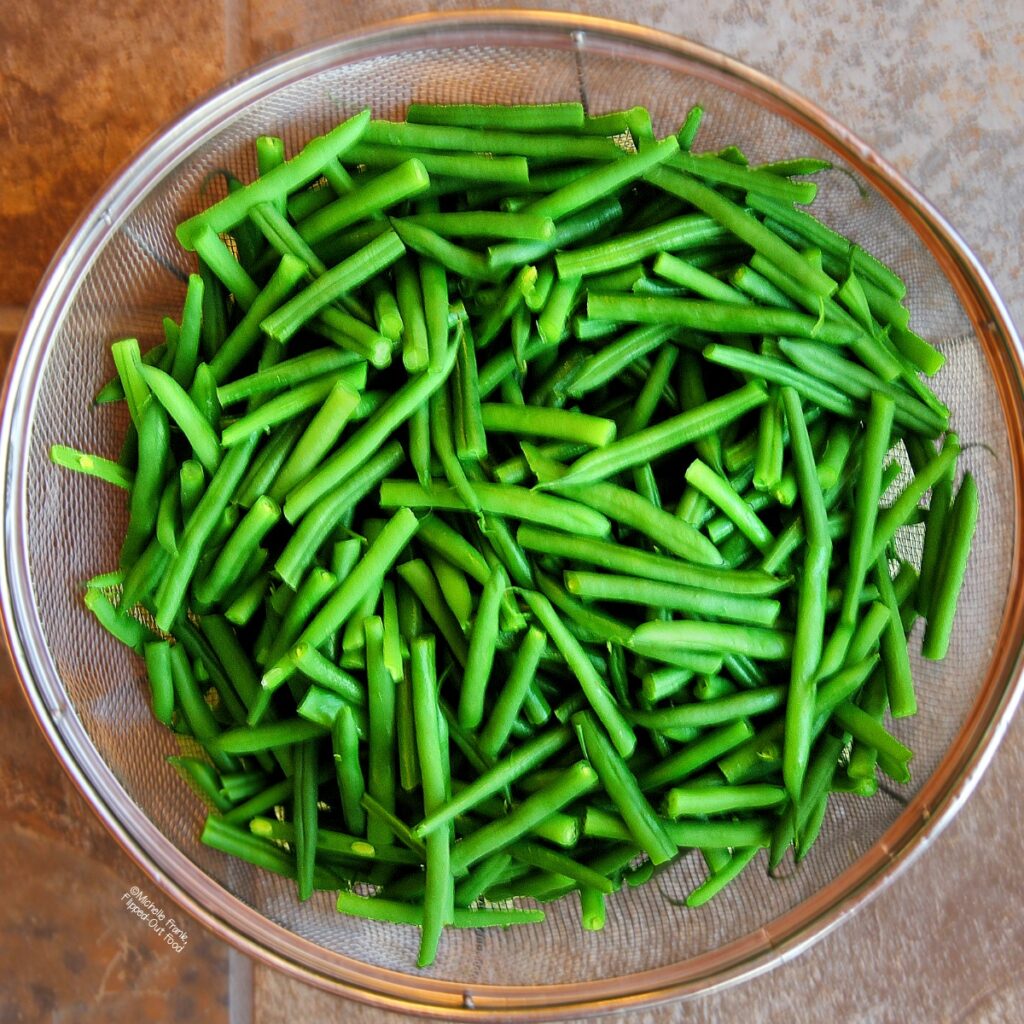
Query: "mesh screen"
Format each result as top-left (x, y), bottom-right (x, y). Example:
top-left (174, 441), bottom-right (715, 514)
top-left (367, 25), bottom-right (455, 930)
top-left (12, 27), bottom-right (1016, 999)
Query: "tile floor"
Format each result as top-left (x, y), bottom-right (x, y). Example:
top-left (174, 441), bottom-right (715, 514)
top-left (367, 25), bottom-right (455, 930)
top-left (1, 1), bottom-right (1022, 1021)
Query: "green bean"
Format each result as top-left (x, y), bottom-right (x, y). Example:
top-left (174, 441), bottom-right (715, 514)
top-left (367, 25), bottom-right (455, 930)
top-left (292, 738), bottom-right (319, 900)
top-left (262, 231), bottom-right (405, 344)
top-left (109, 337), bottom-right (151, 431)
top-left (524, 446), bottom-right (723, 566)
top-left (250, 817), bottom-right (379, 862)
top-left (194, 495), bottom-right (280, 606)
top-left (665, 783), bottom-right (786, 817)
top-left (566, 325), bottom-right (676, 398)
top-left (640, 665), bottom-right (693, 703)
top-left (379, 479), bottom-right (612, 540)
top-left (337, 891), bottom-right (544, 928)
top-left (416, 516), bottom-right (490, 585)
top-left (574, 711), bottom-right (676, 864)
top-left (267, 381), bottom-right (360, 501)
top-left (274, 442), bottom-right (404, 590)
top-left (411, 257), bottom-right (448, 375)
top-left (556, 214), bottom-right (725, 278)
top-left (564, 572), bottom-right (780, 628)
top-left (534, 570), bottom-right (632, 646)
top-left (516, 525), bottom-right (784, 596)
top-left (589, 294), bottom-right (860, 349)
top-left (686, 846), bottom-right (761, 908)
top-left (638, 720), bottom-right (755, 791)
top-left (457, 565), bottom-right (507, 729)
top-left (522, 590), bottom-right (635, 758)
top-left (778, 339), bottom-right (947, 436)
top-left (505, 842), bottom-right (614, 896)
top-left (626, 687), bottom-right (785, 732)
top-left (866, 559), bottom-right (914, 719)
top-left (407, 211), bottom-right (555, 243)
top-left (281, 507), bottom-right (420, 659)
top-left (584, 807), bottom-right (771, 850)
top-left (870, 435), bottom-right (961, 564)
top-left (551, 381), bottom-right (766, 488)
top-left (689, 459), bottom-right (776, 552)
top-left (652, 251), bottom-right (748, 306)
top-left (191, 225), bottom-right (259, 309)
top-left (780, 387), bottom-right (832, 802)
top-left (481, 403), bottom-right (616, 448)
top-left (477, 627), bottom-right (547, 758)
top-left (140, 364), bottom-right (220, 474)
top-left (917, 471), bottom-right (953, 618)
top-left (283, 339), bottom-right (458, 522)
top-left (390, 256), bottom-right (428, 374)
top-left (415, 723), bottom-right (571, 838)
top-left (169, 274), bottom-right (204, 388)
top-left (744, 192), bottom-right (905, 299)
top-left (203, 817), bottom-right (330, 887)
top-left (452, 852), bottom-right (514, 908)
top-left (391, 219), bottom-right (501, 283)
top-left (671, 151), bottom-right (817, 204)
top-left (395, 667), bottom-right (419, 793)
top-left (139, 640), bottom-right (175, 726)
top-left (217, 349), bottom-right (362, 406)
top-left (346, 144), bottom-right (529, 187)
top-left (234, 416), bottom-right (308, 509)
top-left (49, 445), bottom-right (133, 490)
top-left (645, 166), bottom-right (836, 297)
top-left (165, 643), bottom-right (233, 769)
top-left (629, 618), bottom-right (792, 661)
top-left (410, 635), bottom-right (454, 964)
top-left (153, 435), bottom-right (258, 630)
top-left (407, 101), bottom-right (584, 132)
top-left (210, 717), bottom-right (328, 754)
top-left (364, 118), bottom-right (620, 161)
top-left (169, 756), bottom-right (233, 812)
top-left (312, 308), bottom-right (391, 369)
top-left (705, 343), bottom-right (861, 419)
top-left (207, 254), bottom-right (309, 383)
top-left (525, 135), bottom-right (677, 222)
top-left (290, 644), bottom-right (365, 707)
top-left (349, 796), bottom-right (423, 865)
top-left (297, 159), bottom-right (429, 245)
top-left (427, 551), bottom-right (473, 629)
top-left (832, 703), bottom-right (913, 781)
top-left (396, 558), bottom-right (469, 666)
top-left (222, 371), bottom-right (343, 448)
top-left (449, 761), bottom-right (598, 876)
top-left (438, 700), bottom-right (495, 778)
top-left (178, 110), bottom-right (370, 246)
top-left (264, 567), bottom-right (338, 669)
top-left (225, 573), bottom-right (269, 627)
top-left (923, 473), bottom-right (979, 660)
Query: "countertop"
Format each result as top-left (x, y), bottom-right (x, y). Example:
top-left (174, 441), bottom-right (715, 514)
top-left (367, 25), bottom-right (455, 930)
top-left (1, 1), bottom-right (1022, 1021)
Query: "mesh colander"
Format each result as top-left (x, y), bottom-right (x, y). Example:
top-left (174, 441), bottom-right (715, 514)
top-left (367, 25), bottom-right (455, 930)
top-left (2, 11), bottom-right (1023, 1020)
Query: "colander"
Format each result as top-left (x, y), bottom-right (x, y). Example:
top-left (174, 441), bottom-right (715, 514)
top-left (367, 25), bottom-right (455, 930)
top-left (2, 11), bottom-right (1022, 1020)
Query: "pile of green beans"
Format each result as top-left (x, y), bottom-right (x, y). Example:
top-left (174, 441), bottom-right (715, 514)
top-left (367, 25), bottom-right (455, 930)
top-left (53, 100), bottom-right (977, 968)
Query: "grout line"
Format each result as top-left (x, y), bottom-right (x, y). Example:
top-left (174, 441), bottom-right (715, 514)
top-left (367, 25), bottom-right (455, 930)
top-left (223, 0), bottom-right (253, 77)
top-left (228, 947), bottom-right (255, 1024)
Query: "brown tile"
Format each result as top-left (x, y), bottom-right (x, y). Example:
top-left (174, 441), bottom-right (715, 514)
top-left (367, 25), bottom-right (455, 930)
top-left (0, 0), bottom-right (228, 307)
top-left (0, 638), bottom-right (231, 1020)
top-left (0, 307), bottom-right (25, 379)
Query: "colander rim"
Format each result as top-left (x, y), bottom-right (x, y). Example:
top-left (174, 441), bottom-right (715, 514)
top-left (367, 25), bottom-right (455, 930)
top-left (1, 9), bottom-right (1023, 1019)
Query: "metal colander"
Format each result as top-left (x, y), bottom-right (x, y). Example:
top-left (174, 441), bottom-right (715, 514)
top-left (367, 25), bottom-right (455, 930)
top-left (2, 12), bottom-right (1022, 1020)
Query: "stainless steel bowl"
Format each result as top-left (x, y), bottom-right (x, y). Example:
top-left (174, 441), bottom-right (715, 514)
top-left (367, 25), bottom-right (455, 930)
top-left (2, 11), bottom-right (1022, 1019)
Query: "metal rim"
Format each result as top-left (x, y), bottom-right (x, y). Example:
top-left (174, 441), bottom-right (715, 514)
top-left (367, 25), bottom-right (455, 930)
top-left (1, 10), bottom-right (1022, 1018)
